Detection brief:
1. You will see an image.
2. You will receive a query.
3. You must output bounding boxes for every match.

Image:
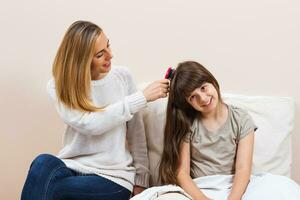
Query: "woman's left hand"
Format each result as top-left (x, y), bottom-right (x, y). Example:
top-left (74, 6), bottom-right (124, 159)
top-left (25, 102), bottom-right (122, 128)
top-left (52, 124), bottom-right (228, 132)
top-left (132, 185), bottom-right (146, 196)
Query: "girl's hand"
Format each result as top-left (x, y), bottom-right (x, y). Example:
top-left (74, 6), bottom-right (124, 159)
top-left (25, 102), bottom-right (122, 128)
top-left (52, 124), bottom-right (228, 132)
top-left (196, 196), bottom-right (213, 200)
top-left (143, 79), bottom-right (169, 102)
top-left (227, 194), bottom-right (241, 200)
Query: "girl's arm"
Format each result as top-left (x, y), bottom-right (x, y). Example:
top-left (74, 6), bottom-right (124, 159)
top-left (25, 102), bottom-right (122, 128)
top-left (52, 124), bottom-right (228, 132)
top-left (228, 131), bottom-right (255, 200)
top-left (177, 141), bottom-right (212, 200)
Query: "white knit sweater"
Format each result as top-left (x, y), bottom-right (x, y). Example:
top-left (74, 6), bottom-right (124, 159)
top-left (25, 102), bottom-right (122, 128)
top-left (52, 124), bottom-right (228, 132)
top-left (47, 66), bottom-right (150, 191)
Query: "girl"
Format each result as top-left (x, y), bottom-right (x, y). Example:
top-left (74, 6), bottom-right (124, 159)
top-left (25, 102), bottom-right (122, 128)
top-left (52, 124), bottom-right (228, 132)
top-left (159, 61), bottom-right (256, 200)
top-left (21, 21), bottom-right (169, 200)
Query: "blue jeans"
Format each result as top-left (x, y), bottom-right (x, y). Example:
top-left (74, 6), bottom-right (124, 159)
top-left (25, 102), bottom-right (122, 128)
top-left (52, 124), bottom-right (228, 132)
top-left (21, 154), bottom-right (131, 200)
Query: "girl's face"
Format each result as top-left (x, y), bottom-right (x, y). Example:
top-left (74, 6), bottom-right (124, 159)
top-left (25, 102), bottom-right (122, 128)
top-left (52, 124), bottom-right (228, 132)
top-left (91, 32), bottom-right (113, 80)
top-left (186, 82), bottom-right (219, 115)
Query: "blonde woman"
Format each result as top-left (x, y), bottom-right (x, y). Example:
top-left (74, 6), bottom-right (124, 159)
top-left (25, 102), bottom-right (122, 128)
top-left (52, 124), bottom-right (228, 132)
top-left (21, 21), bottom-right (169, 200)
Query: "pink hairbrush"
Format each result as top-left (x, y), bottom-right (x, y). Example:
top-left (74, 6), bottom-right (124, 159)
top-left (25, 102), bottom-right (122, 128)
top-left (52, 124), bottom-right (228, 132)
top-left (164, 67), bottom-right (175, 80)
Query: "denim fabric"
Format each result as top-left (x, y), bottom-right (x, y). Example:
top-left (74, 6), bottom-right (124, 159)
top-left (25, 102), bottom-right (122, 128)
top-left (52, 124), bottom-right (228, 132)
top-left (21, 154), bottom-right (131, 200)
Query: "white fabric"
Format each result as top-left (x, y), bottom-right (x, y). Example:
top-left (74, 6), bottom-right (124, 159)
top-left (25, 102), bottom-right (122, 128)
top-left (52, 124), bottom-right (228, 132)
top-left (155, 193), bottom-right (191, 200)
top-left (138, 87), bottom-right (295, 186)
top-left (47, 66), bottom-right (150, 191)
top-left (222, 94), bottom-right (295, 177)
top-left (131, 173), bottom-right (300, 200)
top-left (131, 185), bottom-right (190, 200)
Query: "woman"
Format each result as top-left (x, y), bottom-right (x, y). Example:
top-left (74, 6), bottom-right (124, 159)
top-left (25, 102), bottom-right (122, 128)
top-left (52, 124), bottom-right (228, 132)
top-left (21, 20), bottom-right (169, 200)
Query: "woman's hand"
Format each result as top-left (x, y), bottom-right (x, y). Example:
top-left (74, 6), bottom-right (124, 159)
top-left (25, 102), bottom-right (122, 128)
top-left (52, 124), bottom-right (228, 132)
top-left (143, 79), bottom-right (169, 102)
top-left (196, 195), bottom-right (213, 200)
top-left (132, 185), bottom-right (146, 196)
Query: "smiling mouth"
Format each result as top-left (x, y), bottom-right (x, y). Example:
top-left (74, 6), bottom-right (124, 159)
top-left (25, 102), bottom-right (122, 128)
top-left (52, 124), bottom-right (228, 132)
top-left (202, 97), bottom-right (212, 107)
top-left (103, 62), bottom-right (111, 68)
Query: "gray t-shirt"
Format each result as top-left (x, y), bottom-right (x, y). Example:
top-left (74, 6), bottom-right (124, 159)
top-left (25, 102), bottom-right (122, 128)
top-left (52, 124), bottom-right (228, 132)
top-left (185, 104), bottom-right (257, 178)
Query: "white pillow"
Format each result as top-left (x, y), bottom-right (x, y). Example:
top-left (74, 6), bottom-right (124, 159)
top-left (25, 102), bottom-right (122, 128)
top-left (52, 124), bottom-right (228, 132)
top-left (140, 92), bottom-right (295, 186)
top-left (222, 94), bottom-right (295, 177)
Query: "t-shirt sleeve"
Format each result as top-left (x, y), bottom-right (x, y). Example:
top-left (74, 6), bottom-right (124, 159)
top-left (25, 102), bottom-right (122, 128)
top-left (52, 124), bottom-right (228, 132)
top-left (184, 131), bottom-right (192, 143)
top-left (184, 120), bottom-right (197, 142)
top-left (238, 108), bottom-right (258, 141)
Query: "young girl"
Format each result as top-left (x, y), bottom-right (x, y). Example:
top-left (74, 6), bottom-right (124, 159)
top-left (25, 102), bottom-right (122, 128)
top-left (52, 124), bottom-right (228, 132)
top-left (21, 21), bottom-right (169, 200)
top-left (159, 61), bottom-right (256, 200)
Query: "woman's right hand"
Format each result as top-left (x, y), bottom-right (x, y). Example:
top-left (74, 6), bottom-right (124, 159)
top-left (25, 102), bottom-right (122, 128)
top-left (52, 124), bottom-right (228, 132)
top-left (143, 79), bottom-right (169, 102)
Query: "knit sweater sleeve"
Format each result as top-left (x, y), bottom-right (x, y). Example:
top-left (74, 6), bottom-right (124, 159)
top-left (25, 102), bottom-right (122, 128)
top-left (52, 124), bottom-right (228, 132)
top-left (120, 67), bottom-right (150, 188)
top-left (47, 79), bottom-right (147, 136)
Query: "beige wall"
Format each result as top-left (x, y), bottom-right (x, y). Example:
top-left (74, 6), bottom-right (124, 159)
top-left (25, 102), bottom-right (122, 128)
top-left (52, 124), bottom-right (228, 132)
top-left (0, 0), bottom-right (299, 199)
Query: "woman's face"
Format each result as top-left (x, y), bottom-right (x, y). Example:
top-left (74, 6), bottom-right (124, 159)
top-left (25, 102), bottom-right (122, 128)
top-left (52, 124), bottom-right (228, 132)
top-left (91, 32), bottom-right (113, 80)
top-left (186, 82), bottom-right (219, 115)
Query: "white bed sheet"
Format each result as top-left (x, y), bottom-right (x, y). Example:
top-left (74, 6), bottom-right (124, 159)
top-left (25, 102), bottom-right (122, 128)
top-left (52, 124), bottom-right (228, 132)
top-left (131, 173), bottom-right (300, 200)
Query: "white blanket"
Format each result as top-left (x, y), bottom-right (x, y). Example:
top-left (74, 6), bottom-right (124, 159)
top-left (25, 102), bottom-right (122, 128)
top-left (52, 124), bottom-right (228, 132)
top-left (131, 173), bottom-right (300, 200)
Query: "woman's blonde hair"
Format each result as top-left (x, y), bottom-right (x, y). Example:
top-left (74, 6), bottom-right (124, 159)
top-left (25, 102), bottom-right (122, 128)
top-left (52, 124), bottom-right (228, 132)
top-left (53, 20), bottom-right (103, 112)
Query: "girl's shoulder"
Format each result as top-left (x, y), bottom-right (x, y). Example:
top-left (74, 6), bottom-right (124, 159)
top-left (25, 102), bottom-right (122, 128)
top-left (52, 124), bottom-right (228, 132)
top-left (227, 104), bottom-right (251, 120)
top-left (187, 118), bottom-right (201, 141)
top-left (227, 104), bottom-right (257, 137)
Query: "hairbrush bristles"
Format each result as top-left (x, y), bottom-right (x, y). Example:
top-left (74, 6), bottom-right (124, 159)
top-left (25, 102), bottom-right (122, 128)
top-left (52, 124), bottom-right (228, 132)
top-left (164, 67), bottom-right (175, 80)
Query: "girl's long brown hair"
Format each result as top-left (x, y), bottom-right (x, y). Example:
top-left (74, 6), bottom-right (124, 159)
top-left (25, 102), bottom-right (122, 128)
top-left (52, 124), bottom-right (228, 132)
top-left (159, 61), bottom-right (222, 184)
top-left (53, 20), bottom-right (103, 112)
